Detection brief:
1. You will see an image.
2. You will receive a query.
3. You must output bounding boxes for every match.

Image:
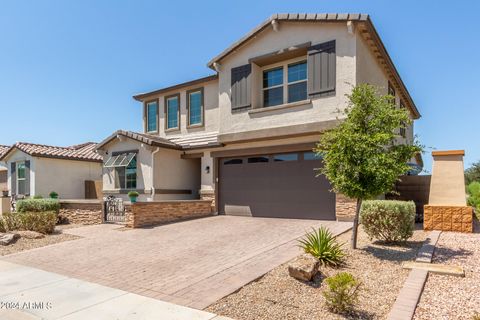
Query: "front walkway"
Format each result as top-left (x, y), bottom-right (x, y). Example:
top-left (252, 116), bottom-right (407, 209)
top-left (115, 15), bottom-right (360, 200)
top-left (1, 216), bottom-right (351, 309)
top-left (0, 260), bottom-right (225, 320)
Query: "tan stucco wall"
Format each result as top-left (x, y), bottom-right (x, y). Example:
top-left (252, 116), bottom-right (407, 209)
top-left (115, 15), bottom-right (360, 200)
top-left (153, 148), bottom-right (200, 200)
top-left (143, 79), bottom-right (220, 138)
top-left (355, 31), bottom-right (414, 145)
top-left (217, 22), bottom-right (355, 135)
top-left (34, 157), bottom-right (102, 199)
top-left (429, 153), bottom-right (466, 206)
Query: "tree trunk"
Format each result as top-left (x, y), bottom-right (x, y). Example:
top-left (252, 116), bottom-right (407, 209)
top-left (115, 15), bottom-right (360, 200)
top-left (351, 198), bottom-right (363, 249)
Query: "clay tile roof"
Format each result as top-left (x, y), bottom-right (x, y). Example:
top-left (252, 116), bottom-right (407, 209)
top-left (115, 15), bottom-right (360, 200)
top-left (96, 130), bottom-right (182, 151)
top-left (0, 145), bottom-right (10, 159)
top-left (0, 142), bottom-right (103, 162)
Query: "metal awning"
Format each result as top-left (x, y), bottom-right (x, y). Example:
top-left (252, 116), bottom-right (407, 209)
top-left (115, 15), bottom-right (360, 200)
top-left (104, 153), bottom-right (136, 168)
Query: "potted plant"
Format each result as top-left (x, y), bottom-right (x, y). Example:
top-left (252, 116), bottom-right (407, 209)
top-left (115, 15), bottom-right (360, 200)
top-left (128, 191), bottom-right (139, 203)
top-left (49, 191), bottom-right (58, 199)
top-left (2, 188), bottom-right (8, 197)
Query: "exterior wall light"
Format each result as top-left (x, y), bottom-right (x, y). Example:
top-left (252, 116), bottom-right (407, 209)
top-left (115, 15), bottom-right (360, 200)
top-left (205, 166), bottom-right (210, 174)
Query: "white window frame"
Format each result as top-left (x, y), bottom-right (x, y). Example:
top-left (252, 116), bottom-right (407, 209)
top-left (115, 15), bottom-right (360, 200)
top-left (17, 161), bottom-right (26, 195)
top-left (261, 56), bottom-right (308, 108)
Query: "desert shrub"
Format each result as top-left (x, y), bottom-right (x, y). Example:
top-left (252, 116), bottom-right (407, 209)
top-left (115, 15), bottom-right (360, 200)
top-left (467, 181), bottom-right (480, 210)
top-left (1, 212), bottom-right (20, 231)
top-left (16, 211), bottom-right (57, 234)
top-left (1, 211), bottom-right (56, 234)
top-left (16, 199), bottom-right (60, 213)
top-left (297, 227), bottom-right (345, 267)
top-left (0, 218), bottom-right (5, 233)
top-left (323, 272), bottom-right (361, 313)
top-left (49, 191), bottom-right (58, 199)
top-left (360, 200), bottom-right (415, 242)
top-left (32, 195), bottom-right (43, 199)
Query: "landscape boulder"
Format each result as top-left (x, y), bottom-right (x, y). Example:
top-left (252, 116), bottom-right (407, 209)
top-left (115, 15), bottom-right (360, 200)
top-left (15, 230), bottom-right (45, 239)
top-left (288, 254), bottom-right (319, 281)
top-left (0, 233), bottom-right (20, 246)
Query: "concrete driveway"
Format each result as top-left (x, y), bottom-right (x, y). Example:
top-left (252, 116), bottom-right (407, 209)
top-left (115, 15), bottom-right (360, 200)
top-left (1, 216), bottom-right (351, 309)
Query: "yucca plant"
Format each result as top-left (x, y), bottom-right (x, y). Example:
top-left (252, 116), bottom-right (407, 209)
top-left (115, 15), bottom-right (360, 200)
top-left (297, 227), bottom-right (345, 267)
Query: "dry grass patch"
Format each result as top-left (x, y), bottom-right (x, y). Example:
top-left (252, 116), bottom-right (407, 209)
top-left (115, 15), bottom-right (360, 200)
top-left (207, 225), bottom-right (427, 320)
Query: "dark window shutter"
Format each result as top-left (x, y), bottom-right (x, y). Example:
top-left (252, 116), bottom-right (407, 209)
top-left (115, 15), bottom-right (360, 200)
top-left (10, 162), bottom-right (16, 195)
top-left (307, 40), bottom-right (336, 97)
top-left (25, 160), bottom-right (31, 196)
top-left (231, 64), bottom-right (252, 110)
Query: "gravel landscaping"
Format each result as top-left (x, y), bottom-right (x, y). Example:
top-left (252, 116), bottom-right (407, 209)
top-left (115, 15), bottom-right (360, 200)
top-left (414, 230), bottom-right (480, 320)
top-left (207, 224), bottom-right (427, 320)
top-left (0, 227), bottom-right (80, 256)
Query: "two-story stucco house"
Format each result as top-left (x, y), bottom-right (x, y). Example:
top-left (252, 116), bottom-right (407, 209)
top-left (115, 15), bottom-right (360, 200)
top-left (96, 13), bottom-right (421, 221)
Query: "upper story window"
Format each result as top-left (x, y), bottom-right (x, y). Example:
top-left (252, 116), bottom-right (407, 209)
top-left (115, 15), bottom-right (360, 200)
top-left (287, 61), bottom-right (307, 103)
top-left (262, 59), bottom-right (308, 108)
top-left (263, 67), bottom-right (283, 107)
top-left (146, 100), bottom-right (158, 132)
top-left (187, 88), bottom-right (204, 127)
top-left (165, 94), bottom-right (180, 130)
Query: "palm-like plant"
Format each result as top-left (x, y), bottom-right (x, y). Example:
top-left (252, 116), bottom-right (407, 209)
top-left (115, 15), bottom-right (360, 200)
top-left (297, 227), bottom-right (345, 267)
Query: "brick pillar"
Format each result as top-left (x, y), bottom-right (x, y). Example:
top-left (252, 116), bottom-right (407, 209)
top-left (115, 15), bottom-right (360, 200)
top-left (335, 193), bottom-right (357, 222)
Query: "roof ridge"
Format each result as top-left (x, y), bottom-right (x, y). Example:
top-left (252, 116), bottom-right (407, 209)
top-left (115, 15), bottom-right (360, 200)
top-left (15, 141), bottom-right (74, 150)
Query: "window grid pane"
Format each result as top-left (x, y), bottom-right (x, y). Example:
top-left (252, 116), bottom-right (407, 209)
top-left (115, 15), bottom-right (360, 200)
top-left (263, 87), bottom-right (283, 107)
top-left (263, 67), bottom-right (283, 88)
top-left (189, 91), bottom-right (202, 125)
top-left (167, 97), bottom-right (179, 129)
top-left (147, 102), bottom-right (157, 132)
top-left (288, 61), bottom-right (307, 83)
top-left (288, 81), bottom-right (307, 103)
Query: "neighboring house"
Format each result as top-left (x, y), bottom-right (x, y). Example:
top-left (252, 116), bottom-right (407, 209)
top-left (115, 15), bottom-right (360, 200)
top-left (0, 142), bottom-right (103, 199)
top-left (0, 145), bottom-right (9, 192)
top-left (96, 13), bottom-right (421, 221)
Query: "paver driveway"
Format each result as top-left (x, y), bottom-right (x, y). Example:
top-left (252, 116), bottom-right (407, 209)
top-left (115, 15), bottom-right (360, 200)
top-left (1, 216), bottom-right (351, 309)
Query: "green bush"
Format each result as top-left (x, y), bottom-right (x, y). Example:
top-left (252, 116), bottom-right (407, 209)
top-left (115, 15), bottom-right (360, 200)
top-left (0, 211), bottom-right (56, 234)
top-left (297, 227), bottom-right (345, 267)
top-left (467, 181), bottom-right (480, 210)
top-left (360, 200), bottom-right (415, 242)
top-left (49, 191), bottom-right (58, 199)
top-left (16, 199), bottom-right (60, 213)
top-left (32, 195), bottom-right (43, 199)
top-left (323, 272), bottom-right (361, 313)
top-left (0, 218), bottom-right (5, 233)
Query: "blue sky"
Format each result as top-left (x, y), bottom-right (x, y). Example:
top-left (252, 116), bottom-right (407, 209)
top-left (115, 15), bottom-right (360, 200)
top-left (0, 0), bottom-right (479, 173)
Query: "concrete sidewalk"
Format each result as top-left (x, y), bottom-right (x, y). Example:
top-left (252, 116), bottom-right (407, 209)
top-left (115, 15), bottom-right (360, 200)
top-left (0, 260), bottom-right (230, 320)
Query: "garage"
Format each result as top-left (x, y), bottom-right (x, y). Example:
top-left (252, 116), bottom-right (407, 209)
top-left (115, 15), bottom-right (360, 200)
top-left (218, 151), bottom-right (336, 220)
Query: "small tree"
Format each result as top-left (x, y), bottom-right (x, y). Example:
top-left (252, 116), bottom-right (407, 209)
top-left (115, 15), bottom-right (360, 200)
top-left (465, 161), bottom-right (480, 185)
top-left (315, 84), bottom-right (422, 249)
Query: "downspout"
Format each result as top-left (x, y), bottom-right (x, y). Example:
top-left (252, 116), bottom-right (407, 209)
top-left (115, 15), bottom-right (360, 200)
top-left (150, 147), bottom-right (160, 201)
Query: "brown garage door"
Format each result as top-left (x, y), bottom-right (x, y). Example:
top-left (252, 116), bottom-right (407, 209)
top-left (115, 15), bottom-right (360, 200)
top-left (219, 151), bottom-right (335, 220)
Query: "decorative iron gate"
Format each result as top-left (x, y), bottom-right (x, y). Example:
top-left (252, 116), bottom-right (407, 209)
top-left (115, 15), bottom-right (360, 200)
top-left (104, 195), bottom-right (126, 223)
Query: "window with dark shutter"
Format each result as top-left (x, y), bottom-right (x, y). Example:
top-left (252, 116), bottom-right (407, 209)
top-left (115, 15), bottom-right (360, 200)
top-left (231, 64), bottom-right (252, 110)
top-left (307, 40), bottom-right (336, 97)
top-left (10, 162), bottom-right (16, 195)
